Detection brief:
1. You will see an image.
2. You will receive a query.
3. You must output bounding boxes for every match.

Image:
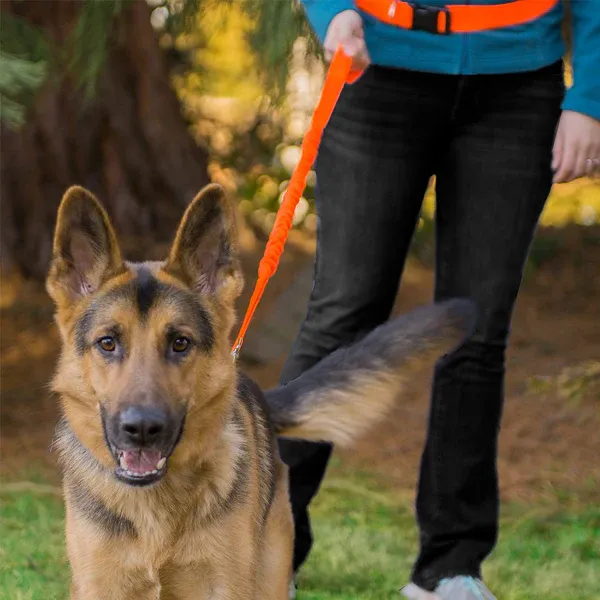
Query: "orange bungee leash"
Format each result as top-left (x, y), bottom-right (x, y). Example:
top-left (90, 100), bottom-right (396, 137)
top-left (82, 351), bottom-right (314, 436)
top-left (231, 48), bottom-right (362, 358)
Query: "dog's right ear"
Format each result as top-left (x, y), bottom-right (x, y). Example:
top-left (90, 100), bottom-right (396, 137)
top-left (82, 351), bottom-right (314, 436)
top-left (46, 186), bottom-right (124, 308)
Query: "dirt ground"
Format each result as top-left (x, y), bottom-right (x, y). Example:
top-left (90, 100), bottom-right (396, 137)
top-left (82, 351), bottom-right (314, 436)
top-left (1, 224), bottom-right (599, 503)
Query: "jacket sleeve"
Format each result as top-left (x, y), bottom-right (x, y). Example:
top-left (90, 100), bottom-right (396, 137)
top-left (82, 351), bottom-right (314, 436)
top-left (562, 0), bottom-right (600, 121)
top-left (300, 0), bottom-right (356, 43)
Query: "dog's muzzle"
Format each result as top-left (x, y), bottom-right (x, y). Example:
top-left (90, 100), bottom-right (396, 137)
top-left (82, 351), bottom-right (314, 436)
top-left (102, 404), bottom-right (184, 487)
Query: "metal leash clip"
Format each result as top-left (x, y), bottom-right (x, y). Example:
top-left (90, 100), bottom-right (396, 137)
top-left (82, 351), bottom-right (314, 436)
top-left (231, 338), bottom-right (243, 361)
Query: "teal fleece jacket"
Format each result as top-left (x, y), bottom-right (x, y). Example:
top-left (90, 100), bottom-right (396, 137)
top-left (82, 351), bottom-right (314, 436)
top-left (300, 0), bottom-right (600, 121)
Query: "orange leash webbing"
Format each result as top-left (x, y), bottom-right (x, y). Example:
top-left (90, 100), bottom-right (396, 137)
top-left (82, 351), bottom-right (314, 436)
top-left (232, 48), bottom-right (362, 358)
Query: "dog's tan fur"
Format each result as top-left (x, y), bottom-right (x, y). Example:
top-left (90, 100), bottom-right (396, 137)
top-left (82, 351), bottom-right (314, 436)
top-left (47, 184), bottom-right (474, 599)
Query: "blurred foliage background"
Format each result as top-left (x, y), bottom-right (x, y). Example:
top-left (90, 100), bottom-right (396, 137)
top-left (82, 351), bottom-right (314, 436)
top-left (1, 0), bottom-right (598, 280)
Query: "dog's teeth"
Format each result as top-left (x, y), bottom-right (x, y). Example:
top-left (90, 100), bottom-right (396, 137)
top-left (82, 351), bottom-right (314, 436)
top-left (156, 457), bottom-right (166, 470)
top-left (119, 464), bottom-right (162, 479)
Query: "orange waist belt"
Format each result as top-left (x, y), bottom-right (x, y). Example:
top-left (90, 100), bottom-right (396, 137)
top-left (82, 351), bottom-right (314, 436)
top-left (355, 0), bottom-right (559, 35)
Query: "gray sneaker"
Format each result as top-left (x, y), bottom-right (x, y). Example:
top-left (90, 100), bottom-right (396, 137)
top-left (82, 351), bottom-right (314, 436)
top-left (401, 582), bottom-right (440, 599)
top-left (436, 577), bottom-right (496, 599)
top-left (401, 576), bottom-right (496, 600)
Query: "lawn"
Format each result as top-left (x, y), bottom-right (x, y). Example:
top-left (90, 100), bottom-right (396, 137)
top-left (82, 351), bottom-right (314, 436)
top-left (1, 472), bottom-right (598, 600)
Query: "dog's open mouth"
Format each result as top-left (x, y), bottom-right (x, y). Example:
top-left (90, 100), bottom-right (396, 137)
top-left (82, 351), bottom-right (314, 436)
top-left (115, 449), bottom-right (167, 486)
top-left (101, 407), bottom-right (186, 487)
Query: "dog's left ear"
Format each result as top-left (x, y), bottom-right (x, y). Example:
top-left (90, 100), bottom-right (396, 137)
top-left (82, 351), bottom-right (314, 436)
top-left (165, 184), bottom-right (243, 305)
top-left (46, 186), bottom-right (124, 308)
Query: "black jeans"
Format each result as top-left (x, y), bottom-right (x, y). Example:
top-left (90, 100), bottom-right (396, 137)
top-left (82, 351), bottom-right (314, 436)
top-left (277, 61), bottom-right (564, 590)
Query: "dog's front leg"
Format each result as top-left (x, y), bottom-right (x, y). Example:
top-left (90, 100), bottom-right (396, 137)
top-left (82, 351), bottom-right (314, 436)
top-left (70, 569), bottom-right (159, 600)
top-left (69, 549), bottom-right (159, 600)
top-left (158, 562), bottom-right (256, 600)
top-left (67, 512), bottom-right (159, 600)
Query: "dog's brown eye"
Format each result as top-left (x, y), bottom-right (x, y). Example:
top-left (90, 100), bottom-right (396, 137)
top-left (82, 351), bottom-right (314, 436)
top-left (172, 337), bottom-right (190, 353)
top-left (98, 337), bottom-right (116, 352)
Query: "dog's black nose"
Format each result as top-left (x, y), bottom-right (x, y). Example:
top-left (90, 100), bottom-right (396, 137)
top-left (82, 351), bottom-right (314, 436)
top-left (117, 405), bottom-right (169, 446)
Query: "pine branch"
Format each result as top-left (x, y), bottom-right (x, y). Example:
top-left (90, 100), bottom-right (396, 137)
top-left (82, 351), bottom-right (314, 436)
top-left (0, 51), bottom-right (48, 127)
top-left (175, 0), bottom-right (321, 101)
top-left (0, 14), bottom-right (51, 128)
top-left (244, 0), bottom-right (320, 99)
top-left (0, 1), bottom-right (129, 124)
top-left (67, 0), bottom-right (132, 100)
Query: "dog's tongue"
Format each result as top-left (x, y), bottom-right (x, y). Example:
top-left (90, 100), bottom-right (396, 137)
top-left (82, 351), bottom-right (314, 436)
top-left (122, 450), bottom-right (161, 474)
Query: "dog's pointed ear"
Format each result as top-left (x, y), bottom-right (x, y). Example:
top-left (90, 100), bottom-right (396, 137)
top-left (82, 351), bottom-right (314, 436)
top-left (46, 186), bottom-right (124, 307)
top-left (165, 184), bottom-right (243, 304)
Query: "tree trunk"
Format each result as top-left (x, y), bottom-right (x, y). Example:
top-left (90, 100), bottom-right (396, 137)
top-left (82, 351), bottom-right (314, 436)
top-left (0, 0), bottom-right (210, 279)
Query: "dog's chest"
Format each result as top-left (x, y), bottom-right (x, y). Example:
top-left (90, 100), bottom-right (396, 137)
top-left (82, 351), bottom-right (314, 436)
top-left (131, 495), bottom-right (244, 568)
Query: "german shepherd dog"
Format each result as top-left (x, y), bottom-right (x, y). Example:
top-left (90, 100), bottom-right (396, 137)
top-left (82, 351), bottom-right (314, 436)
top-left (47, 183), bottom-right (475, 600)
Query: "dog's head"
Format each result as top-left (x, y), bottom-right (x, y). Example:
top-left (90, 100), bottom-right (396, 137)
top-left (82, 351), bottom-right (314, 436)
top-left (47, 184), bottom-right (243, 487)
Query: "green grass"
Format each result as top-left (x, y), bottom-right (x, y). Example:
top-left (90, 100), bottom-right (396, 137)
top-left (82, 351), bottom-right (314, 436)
top-left (1, 475), bottom-right (599, 600)
top-left (0, 486), bottom-right (68, 600)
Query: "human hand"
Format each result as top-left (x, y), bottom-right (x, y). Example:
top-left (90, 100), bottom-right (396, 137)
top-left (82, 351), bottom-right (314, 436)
top-left (552, 110), bottom-right (600, 183)
top-left (324, 10), bottom-right (370, 71)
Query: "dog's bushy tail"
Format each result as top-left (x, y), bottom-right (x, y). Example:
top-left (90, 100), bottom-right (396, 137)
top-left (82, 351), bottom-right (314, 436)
top-left (264, 299), bottom-right (476, 447)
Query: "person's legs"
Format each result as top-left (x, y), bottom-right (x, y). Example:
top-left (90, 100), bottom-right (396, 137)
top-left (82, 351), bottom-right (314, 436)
top-left (278, 66), bottom-right (456, 573)
top-left (411, 62), bottom-right (564, 591)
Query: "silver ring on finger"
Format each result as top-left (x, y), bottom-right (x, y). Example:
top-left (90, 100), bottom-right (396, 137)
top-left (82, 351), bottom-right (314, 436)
top-left (586, 158), bottom-right (600, 178)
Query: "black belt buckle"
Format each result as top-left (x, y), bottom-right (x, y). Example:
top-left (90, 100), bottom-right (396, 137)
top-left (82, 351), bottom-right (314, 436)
top-left (410, 3), bottom-right (451, 34)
